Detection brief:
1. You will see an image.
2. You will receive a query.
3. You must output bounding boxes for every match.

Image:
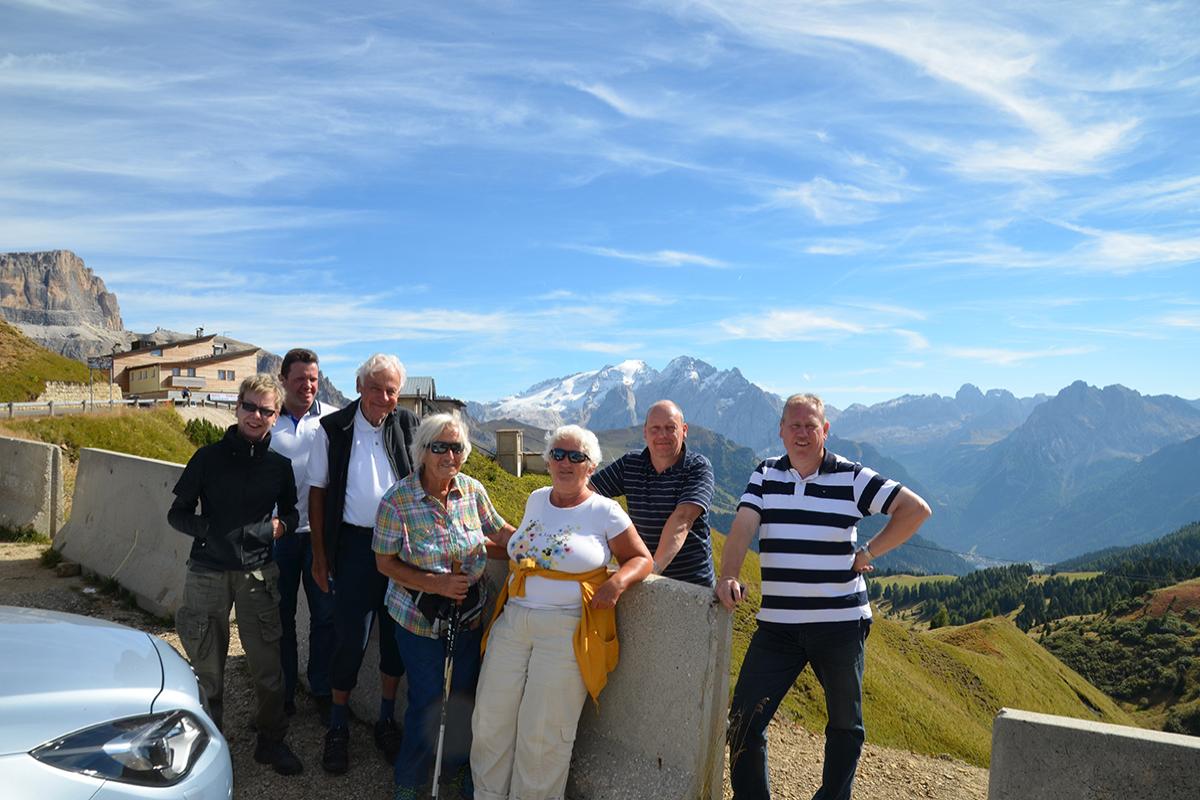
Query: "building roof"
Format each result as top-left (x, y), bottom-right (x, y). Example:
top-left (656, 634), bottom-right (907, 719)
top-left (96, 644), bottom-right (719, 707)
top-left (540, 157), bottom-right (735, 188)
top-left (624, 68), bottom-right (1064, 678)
top-left (400, 376), bottom-right (436, 398)
top-left (152, 348), bottom-right (260, 368)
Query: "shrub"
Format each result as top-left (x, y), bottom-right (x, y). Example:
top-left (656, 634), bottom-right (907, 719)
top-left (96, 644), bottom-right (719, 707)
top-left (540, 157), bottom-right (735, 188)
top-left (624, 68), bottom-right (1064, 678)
top-left (184, 417), bottom-right (225, 447)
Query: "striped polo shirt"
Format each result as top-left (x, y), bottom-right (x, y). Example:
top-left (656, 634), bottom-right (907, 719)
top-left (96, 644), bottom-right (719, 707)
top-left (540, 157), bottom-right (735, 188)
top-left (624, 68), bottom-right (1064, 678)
top-left (738, 449), bottom-right (900, 625)
top-left (590, 445), bottom-right (716, 587)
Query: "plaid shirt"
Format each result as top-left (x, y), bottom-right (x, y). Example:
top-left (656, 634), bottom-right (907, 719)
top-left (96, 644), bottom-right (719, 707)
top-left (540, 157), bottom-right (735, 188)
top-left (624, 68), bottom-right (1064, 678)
top-left (373, 470), bottom-right (507, 637)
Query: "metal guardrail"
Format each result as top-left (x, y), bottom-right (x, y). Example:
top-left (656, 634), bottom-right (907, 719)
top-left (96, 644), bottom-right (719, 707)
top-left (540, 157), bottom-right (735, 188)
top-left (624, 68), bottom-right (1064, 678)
top-left (4, 397), bottom-right (238, 419)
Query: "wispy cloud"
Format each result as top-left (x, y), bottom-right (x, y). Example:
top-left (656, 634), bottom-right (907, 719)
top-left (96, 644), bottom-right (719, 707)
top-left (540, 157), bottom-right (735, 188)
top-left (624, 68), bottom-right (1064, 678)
top-left (565, 245), bottom-right (728, 268)
top-left (943, 345), bottom-right (1097, 366)
top-left (718, 309), bottom-right (866, 341)
top-left (768, 177), bottom-right (903, 224)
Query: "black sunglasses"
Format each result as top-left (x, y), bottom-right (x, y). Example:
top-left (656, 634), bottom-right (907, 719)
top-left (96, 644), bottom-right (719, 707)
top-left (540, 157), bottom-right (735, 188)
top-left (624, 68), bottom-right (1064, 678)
top-left (239, 400), bottom-right (277, 417)
top-left (428, 441), bottom-right (465, 455)
top-left (549, 447), bottom-right (589, 463)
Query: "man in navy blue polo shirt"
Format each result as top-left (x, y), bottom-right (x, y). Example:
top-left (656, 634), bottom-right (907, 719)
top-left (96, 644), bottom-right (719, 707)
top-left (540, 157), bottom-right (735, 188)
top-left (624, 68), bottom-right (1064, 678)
top-left (718, 393), bottom-right (932, 800)
top-left (591, 400), bottom-right (716, 587)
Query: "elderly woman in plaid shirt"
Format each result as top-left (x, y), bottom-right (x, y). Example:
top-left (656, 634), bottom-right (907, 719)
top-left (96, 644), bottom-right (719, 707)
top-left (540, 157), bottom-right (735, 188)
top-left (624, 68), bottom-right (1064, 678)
top-left (373, 412), bottom-right (515, 800)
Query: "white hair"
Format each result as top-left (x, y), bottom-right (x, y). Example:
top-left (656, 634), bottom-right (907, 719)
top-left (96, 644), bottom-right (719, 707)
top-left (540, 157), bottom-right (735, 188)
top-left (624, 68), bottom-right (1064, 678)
top-left (410, 412), bottom-right (472, 465)
top-left (356, 353), bottom-right (406, 388)
top-left (543, 424), bottom-right (602, 465)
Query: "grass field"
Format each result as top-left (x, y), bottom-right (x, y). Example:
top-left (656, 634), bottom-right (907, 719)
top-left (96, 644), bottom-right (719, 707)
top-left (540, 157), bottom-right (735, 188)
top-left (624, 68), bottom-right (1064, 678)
top-left (0, 319), bottom-right (91, 402)
top-left (714, 533), bottom-right (1134, 767)
top-left (872, 574), bottom-right (956, 589)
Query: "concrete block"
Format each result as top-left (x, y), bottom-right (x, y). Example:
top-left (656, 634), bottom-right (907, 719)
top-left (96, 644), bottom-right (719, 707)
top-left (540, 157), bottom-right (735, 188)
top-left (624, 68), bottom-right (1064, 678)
top-left (989, 707), bottom-right (1200, 800)
top-left (54, 448), bottom-right (188, 618)
top-left (0, 435), bottom-right (62, 537)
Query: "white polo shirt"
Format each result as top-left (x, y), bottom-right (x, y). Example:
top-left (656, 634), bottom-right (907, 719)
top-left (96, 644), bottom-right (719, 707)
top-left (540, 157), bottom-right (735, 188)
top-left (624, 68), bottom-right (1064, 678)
top-left (306, 405), bottom-right (398, 528)
top-left (269, 399), bottom-right (334, 532)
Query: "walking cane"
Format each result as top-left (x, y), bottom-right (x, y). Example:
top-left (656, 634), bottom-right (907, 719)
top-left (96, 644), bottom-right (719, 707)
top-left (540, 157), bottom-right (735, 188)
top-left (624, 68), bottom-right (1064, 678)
top-left (431, 561), bottom-right (463, 799)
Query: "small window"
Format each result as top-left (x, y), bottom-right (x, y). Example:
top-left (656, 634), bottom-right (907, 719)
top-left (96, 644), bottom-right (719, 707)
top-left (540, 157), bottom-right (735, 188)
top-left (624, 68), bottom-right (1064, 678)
top-left (227, 370), bottom-right (235, 380)
top-left (172, 367), bottom-right (181, 376)
top-left (151, 349), bottom-right (162, 356)
top-left (187, 368), bottom-right (196, 377)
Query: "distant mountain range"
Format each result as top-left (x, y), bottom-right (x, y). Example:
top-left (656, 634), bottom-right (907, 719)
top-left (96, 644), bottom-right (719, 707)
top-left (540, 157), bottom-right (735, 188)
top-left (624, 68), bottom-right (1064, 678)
top-left (469, 356), bottom-right (785, 452)
top-left (472, 357), bottom-right (1200, 566)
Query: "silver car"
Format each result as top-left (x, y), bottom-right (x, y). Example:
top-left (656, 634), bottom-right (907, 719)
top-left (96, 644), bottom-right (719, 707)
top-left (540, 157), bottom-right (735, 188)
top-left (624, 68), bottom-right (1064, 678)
top-left (0, 606), bottom-right (233, 798)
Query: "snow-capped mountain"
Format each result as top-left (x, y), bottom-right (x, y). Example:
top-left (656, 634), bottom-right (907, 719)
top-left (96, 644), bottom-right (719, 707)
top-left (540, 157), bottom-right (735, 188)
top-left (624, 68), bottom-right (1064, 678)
top-left (470, 356), bottom-right (786, 452)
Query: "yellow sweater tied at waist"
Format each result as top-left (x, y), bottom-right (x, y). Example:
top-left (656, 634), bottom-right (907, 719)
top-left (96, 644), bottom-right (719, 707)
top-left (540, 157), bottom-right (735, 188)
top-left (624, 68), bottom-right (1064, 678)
top-left (481, 558), bottom-right (618, 705)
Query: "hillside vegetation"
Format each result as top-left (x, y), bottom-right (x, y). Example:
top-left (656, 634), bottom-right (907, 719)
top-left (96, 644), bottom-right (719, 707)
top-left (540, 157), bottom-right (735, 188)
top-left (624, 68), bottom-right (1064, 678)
top-left (1, 406), bottom-right (197, 464)
top-left (0, 318), bottom-right (89, 401)
top-left (714, 533), bottom-right (1134, 767)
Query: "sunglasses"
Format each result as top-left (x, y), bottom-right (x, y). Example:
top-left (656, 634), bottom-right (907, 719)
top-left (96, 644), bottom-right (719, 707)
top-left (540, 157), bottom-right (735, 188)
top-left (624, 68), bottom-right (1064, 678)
top-left (239, 400), bottom-right (278, 417)
top-left (549, 448), bottom-right (589, 463)
top-left (428, 441), bottom-right (465, 455)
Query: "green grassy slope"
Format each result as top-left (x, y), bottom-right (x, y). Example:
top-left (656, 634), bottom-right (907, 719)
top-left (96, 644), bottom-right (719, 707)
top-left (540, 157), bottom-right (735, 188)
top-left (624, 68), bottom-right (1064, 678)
top-left (714, 532), bottom-right (1134, 767)
top-left (1, 406), bottom-right (198, 464)
top-left (0, 319), bottom-right (90, 401)
top-left (460, 451), bottom-right (551, 525)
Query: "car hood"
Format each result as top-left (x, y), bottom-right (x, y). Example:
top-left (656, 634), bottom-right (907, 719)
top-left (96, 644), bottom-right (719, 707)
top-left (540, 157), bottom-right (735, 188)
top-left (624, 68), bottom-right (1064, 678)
top-left (0, 606), bottom-right (164, 755)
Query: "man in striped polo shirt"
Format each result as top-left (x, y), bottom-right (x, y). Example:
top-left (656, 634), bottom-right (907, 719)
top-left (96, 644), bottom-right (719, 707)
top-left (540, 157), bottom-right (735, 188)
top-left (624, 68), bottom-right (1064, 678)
top-left (718, 393), bottom-right (931, 800)
top-left (591, 400), bottom-right (716, 587)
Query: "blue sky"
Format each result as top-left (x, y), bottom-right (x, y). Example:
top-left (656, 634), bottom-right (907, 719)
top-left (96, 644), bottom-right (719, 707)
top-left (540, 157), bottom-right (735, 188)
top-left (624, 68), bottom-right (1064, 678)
top-left (3, 0), bottom-right (1199, 409)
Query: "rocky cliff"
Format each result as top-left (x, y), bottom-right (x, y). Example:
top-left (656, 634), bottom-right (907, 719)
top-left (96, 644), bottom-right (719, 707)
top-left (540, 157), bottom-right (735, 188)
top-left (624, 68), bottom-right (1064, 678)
top-left (0, 250), bottom-right (128, 359)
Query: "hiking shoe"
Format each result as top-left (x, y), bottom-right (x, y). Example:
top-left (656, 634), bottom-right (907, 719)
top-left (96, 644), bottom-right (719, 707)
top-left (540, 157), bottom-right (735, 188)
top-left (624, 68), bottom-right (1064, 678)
top-left (313, 693), bottom-right (333, 727)
top-left (322, 726), bottom-right (350, 774)
top-left (253, 735), bottom-right (303, 776)
top-left (373, 717), bottom-right (403, 764)
top-left (446, 764), bottom-right (474, 800)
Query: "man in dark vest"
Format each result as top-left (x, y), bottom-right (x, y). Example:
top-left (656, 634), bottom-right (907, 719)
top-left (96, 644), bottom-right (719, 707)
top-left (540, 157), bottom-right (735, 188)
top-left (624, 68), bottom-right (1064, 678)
top-left (307, 353), bottom-right (417, 774)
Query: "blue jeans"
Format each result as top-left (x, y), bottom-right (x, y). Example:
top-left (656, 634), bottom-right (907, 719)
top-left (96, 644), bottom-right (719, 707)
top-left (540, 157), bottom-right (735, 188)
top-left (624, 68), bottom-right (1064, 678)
top-left (728, 619), bottom-right (870, 800)
top-left (274, 530), bottom-right (336, 699)
top-left (392, 622), bottom-right (483, 788)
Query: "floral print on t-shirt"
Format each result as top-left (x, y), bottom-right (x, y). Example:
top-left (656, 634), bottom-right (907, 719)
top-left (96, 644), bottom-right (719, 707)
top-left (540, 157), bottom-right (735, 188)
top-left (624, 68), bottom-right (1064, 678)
top-left (508, 519), bottom-right (578, 569)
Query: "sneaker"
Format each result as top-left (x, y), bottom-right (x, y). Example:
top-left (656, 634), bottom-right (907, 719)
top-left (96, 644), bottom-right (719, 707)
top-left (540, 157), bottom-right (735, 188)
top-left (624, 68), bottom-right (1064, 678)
top-left (253, 735), bottom-right (303, 776)
top-left (313, 694), bottom-right (333, 727)
top-left (322, 726), bottom-right (350, 775)
top-left (373, 718), bottom-right (403, 764)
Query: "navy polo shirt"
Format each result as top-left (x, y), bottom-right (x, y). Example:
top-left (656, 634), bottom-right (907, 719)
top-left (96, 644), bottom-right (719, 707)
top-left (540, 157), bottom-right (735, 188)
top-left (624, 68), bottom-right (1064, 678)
top-left (591, 445), bottom-right (716, 587)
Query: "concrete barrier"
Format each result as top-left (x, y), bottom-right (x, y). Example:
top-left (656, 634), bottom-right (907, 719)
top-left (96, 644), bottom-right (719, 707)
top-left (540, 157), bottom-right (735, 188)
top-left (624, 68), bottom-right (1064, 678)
top-left (0, 435), bottom-right (63, 537)
top-left (54, 448), bottom-right (188, 617)
top-left (60, 447), bottom-right (733, 799)
top-left (989, 708), bottom-right (1200, 800)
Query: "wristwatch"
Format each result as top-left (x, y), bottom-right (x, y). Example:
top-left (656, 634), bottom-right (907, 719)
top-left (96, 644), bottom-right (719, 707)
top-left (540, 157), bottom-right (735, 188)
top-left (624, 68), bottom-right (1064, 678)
top-left (855, 542), bottom-right (874, 561)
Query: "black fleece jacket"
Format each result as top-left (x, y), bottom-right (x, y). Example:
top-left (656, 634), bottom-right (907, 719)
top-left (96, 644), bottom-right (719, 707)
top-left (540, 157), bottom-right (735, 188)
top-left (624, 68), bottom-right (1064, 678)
top-left (168, 425), bottom-right (299, 571)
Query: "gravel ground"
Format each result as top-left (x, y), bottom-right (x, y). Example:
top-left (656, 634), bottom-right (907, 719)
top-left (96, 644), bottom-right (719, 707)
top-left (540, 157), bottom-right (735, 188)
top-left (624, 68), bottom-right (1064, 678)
top-left (1, 542), bottom-right (989, 799)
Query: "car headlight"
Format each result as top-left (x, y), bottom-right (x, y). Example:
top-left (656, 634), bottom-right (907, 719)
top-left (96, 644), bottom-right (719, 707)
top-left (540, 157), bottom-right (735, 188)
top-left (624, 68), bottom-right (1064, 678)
top-left (30, 710), bottom-right (210, 786)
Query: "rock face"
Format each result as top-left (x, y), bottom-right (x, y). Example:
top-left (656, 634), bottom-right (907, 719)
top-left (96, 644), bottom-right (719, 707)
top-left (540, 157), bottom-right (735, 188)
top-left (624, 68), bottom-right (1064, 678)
top-left (0, 250), bottom-right (128, 359)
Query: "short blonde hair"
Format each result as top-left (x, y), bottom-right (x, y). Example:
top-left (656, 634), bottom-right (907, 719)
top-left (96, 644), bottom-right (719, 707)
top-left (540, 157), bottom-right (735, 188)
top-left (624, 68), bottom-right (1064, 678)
top-left (781, 393), bottom-right (825, 423)
top-left (409, 412), bottom-right (472, 465)
top-left (238, 373), bottom-right (284, 412)
top-left (543, 424), bottom-right (602, 465)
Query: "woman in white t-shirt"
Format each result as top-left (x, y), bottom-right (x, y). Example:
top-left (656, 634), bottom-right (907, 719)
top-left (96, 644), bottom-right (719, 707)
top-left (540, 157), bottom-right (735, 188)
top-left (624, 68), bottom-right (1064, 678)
top-left (471, 424), bottom-right (652, 800)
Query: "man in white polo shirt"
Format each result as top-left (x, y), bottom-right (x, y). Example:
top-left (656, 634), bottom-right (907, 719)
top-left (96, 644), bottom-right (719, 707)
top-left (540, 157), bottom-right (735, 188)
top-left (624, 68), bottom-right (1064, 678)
top-left (718, 393), bottom-right (932, 800)
top-left (307, 353), bottom-right (418, 775)
top-left (269, 348), bottom-right (336, 724)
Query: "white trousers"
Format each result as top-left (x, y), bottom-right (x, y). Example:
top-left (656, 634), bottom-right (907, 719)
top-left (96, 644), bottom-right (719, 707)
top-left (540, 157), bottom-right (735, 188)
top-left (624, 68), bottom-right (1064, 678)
top-left (471, 603), bottom-right (589, 800)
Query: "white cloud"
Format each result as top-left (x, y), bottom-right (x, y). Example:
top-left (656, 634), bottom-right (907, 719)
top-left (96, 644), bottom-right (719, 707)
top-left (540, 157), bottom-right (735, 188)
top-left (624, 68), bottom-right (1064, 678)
top-left (566, 245), bottom-right (728, 268)
top-left (718, 309), bottom-right (865, 341)
top-left (943, 345), bottom-right (1096, 366)
top-left (769, 177), bottom-right (903, 224)
top-left (893, 329), bottom-right (931, 351)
